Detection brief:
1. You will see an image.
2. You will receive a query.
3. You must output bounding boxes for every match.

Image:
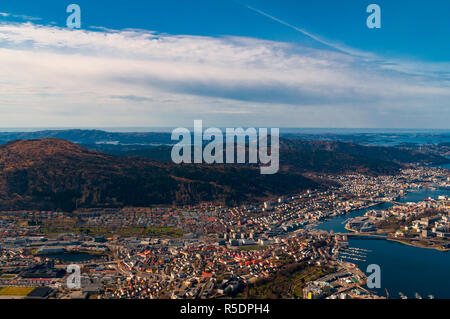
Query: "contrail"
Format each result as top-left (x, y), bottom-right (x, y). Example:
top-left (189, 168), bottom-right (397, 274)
top-left (236, 2), bottom-right (354, 55)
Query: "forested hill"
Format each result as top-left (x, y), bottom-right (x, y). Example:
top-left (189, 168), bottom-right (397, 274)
top-left (0, 139), bottom-right (319, 211)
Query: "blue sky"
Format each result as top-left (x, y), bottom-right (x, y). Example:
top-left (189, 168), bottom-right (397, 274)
top-left (0, 0), bottom-right (449, 128)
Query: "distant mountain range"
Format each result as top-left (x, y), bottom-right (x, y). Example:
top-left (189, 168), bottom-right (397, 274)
top-left (73, 131), bottom-right (448, 172)
top-left (279, 139), bottom-right (450, 167)
top-left (0, 129), bottom-right (447, 211)
top-left (0, 129), bottom-right (172, 146)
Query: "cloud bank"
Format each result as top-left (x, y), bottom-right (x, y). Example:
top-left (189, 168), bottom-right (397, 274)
top-left (0, 21), bottom-right (448, 128)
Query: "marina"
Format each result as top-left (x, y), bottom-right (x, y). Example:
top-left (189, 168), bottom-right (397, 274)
top-left (318, 188), bottom-right (450, 299)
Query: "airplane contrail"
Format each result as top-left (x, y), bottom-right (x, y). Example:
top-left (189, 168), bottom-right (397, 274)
top-left (236, 2), bottom-right (355, 55)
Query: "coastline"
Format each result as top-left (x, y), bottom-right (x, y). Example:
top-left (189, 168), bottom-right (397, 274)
top-left (343, 224), bottom-right (450, 252)
top-left (386, 238), bottom-right (450, 252)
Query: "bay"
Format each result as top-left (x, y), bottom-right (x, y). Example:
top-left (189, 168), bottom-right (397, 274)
top-left (315, 188), bottom-right (450, 298)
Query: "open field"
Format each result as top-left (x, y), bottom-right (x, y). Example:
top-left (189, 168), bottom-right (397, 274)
top-left (0, 287), bottom-right (35, 296)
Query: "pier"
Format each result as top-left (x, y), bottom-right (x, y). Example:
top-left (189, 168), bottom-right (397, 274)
top-left (335, 233), bottom-right (387, 240)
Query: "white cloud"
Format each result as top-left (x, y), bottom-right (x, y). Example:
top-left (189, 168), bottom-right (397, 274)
top-left (0, 22), bottom-right (448, 128)
top-left (0, 11), bottom-right (41, 21)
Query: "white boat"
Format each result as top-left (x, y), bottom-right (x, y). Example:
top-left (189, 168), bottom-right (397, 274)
top-left (399, 292), bottom-right (407, 299)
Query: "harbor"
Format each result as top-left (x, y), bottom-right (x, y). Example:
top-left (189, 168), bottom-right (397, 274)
top-left (317, 188), bottom-right (450, 299)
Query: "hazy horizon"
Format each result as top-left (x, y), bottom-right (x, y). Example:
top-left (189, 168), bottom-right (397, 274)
top-left (0, 127), bottom-right (449, 134)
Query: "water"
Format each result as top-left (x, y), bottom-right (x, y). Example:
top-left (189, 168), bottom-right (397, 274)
top-left (316, 188), bottom-right (450, 298)
top-left (316, 188), bottom-right (450, 233)
top-left (279, 129), bottom-right (450, 146)
top-left (398, 188), bottom-right (450, 203)
top-left (438, 163), bottom-right (450, 170)
top-left (316, 202), bottom-right (393, 233)
top-left (349, 239), bottom-right (450, 299)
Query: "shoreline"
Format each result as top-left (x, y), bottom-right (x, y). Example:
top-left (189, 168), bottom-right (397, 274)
top-left (343, 224), bottom-right (449, 252)
top-left (386, 238), bottom-right (450, 252)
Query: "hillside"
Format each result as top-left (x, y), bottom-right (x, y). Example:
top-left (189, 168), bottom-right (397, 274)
top-left (0, 129), bottom-right (447, 169)
top-left (0, 139), bottom-right (318, 211)
top-left (93, 143), bottom-right (402, 175)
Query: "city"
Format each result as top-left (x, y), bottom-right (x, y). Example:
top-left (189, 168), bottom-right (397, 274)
top-left (0, 0), bottom-right (449, 315)
top-left (1, 166), bottom-right (448, 299)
